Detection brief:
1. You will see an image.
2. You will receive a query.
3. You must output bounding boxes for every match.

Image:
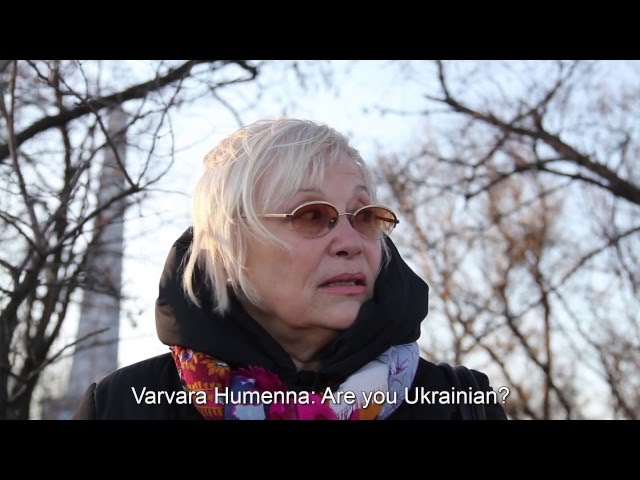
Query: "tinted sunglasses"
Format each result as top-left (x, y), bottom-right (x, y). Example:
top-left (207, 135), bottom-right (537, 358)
top-left (256, 201), bottom-right (399, 239)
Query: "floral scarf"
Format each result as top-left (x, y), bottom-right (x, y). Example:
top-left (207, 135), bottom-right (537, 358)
top-left (170, 342), bottom-right (419, 420)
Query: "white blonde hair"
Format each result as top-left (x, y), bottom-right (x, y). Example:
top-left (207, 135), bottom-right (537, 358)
top-left (183, 118), bottom-right (388, 314)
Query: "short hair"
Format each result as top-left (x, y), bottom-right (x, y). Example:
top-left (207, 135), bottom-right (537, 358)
top-left (183, 118), bottom-right (389, 314)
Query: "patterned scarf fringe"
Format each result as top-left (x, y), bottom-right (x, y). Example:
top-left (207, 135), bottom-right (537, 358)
top-left (170, 342), bottom-right (419, 420)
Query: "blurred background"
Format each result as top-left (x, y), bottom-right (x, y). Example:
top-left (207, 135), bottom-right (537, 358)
top-left (1, 60), bottom-right (638, 419)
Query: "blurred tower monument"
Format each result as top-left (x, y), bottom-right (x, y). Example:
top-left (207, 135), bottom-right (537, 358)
top-left (43, 107), bottom-right (128, 419)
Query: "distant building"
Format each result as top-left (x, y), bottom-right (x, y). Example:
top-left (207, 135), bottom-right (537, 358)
top-left (43, 107), bottom-right (128, 419)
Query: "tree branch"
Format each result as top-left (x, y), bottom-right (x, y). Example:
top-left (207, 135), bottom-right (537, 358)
top-left (432, 61), bottom-right (640, 206)
top-left (0, 60), bottom-right (214, 162)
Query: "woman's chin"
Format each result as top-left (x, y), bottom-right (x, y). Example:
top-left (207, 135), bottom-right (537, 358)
top-left (321, 305), bottom-right (362, 330)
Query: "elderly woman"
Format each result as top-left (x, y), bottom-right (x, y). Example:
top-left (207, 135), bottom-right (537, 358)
top-left (74, 119), bottom-right (507, 420)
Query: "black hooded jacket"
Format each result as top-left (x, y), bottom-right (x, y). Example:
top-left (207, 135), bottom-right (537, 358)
top-left (73, 228), bottom-right (507, 420)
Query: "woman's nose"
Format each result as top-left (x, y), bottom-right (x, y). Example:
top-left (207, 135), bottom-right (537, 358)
top-left (328, 214), bottom-right (363, 257)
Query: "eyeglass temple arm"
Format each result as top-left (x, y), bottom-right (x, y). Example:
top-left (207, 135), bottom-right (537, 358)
top-left (375, 215), bottom-right (399, 224)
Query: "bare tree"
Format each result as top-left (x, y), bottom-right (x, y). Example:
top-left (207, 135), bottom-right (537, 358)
top-left (0, 60), bottom-right (260, 419)
top-left (376, 60), bottom-right (640, 419)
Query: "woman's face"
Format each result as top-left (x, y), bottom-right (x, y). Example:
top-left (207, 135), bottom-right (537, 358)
top-left (241, 155), bottom-right (383, 336)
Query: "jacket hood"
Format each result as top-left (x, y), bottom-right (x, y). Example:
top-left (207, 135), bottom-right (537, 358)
top-left (156, 228), bottom-right (429, 390)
